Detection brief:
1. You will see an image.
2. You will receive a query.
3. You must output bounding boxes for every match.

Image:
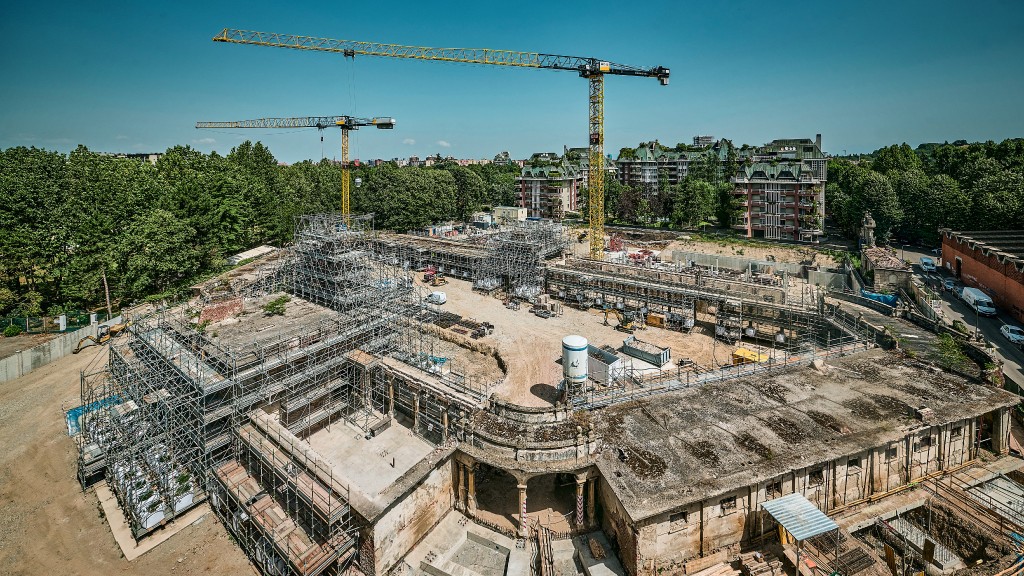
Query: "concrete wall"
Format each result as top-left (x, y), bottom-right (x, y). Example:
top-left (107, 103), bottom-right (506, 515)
top-left (606, 415), bottom-right (983, 575)
top-left (669, 251), bottom-right (805, 275)
top-left (371, 456), bottom-right (455, 576)
top-left (598, 475), bottom-right (640, 576)
top-left (808, 269), bottom-right (848, 290)
top-left (0, 324), bottom-right (98, 383)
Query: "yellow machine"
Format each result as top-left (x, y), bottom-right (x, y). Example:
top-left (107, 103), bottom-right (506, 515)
top-left (731, 347), bottom-right (768, 366)
top-left (431, 274), bottom-right (448, 287)
top-left (211, 28), bottom-right (668, 259)
top-left (73, 322), bottom-right (130, 354)
top-left (646, 312), bottom-right (666, 328)
top-left (603, 309), bottom-right (643, 333)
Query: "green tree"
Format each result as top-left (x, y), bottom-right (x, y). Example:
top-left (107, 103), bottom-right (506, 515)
top-left (670, 178), bottom-right (716, 228)
top-left (119, 209), bottom-right (202, 299)
top-left (441, 165), bottom-right (486, 221)
top-left (871, 143), bottom-right (922, 173)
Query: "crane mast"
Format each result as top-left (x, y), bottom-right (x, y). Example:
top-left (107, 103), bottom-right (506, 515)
top-left (195, 115), bottom-right (395, 219)
top-left (213, 28), bottom-right (668, 258)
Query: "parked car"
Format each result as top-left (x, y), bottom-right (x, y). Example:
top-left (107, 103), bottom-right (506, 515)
top-left (962, 287), bottom-right (997, 316)
top-left (942, 278), bottom-right (957, 292)
top-left (1000, 325), bottom-right (1024, 345)
top-left (919, 256), bottom-right (936, 272)
top-left (953, 285), bottom-right (966, 299)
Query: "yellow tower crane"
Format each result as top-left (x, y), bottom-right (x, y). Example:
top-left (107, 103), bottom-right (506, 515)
top-left (211, 28), bottom-right (669, 259)
top-left (195, 115), bottom-right (395, 217)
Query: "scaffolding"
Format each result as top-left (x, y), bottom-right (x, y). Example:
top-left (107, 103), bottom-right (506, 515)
top-left (473, 221), bottom-right (570, 299)
top-left (76, 212), bottom-right (471, 573)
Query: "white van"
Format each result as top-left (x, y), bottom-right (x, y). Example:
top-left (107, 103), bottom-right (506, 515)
top-left (961, 287), bottom-right (996, 316)
top-left (426, 291), bottom-right (447, 305)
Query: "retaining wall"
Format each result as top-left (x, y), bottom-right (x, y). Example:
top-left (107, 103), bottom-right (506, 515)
top-left (0, 324), bottom-right (99, 383)
top-left (669, 251), bottom-right (805, 275)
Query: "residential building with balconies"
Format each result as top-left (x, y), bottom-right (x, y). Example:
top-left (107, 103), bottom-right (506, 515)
top-left (731, 161), bottom-right (824, 242)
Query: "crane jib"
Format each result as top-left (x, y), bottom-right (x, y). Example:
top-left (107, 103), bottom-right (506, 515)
top-left (213, 29), bottom-right (669, 80)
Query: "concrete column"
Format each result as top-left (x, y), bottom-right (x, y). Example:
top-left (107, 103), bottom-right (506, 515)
top-left (413, 393), bottom-right (420, 433)
top-left (467, 464), bottom-right (477, 517)
top-left (518, 483), bottom-right (529, 537)
top-left (575, 475), bottom-right (586, 528)
top-left (456, 462), bottom-right (466, 511)
top-left (586, 478), bottom-right (596, 526)
top-left (387, 379), bottom-right (395, 419)
top-left (993, 407), bottom-right (1011, 455)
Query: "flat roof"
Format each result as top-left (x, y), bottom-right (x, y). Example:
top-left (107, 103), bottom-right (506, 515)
top-left (593, 348), bottom-right (1020, 522)
top-left (762, 493), bottom-right (839, 541)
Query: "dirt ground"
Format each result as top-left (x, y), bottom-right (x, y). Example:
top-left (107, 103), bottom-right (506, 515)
top-left (0, 332), bottom-right (57, 360)
top-left (0, 346), bottom-right (254, 576)
top-left (415, 276), bottom-right (733, 408)
top-left (663, 238), bottom-right (839, 268)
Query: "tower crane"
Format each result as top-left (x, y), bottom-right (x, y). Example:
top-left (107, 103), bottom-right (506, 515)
top-left (212, 28), bottom-right (669, 259)
top-left (195, 115), bottom-right (395, 217)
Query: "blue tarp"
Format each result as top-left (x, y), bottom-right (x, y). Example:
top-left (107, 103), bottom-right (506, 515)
top-left (860, 289), bottom-right (898, 307)
top-left (65, 395), bottom-right (120, 436)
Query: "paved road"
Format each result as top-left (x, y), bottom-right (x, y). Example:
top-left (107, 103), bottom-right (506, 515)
top-left (901, 246), bottom-right (1024, 390)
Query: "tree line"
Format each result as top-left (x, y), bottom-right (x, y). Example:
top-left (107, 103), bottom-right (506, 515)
top-left (0, 143), bottom-right (519, 317)
top-left (827, 139), bottom-right (1024, 244)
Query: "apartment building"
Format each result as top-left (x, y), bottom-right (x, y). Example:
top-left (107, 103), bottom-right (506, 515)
top-left (516, 151), bottom-right (584, 219)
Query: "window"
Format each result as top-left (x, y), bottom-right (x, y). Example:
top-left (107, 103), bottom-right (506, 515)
top-left (766, 481), bottom-right (782, 497)
top-left (848, 457), bottom-right (862, 470)
top-left (951, 426), bottom-right (963, 439)
top-left (809, 468), bottom-right (824, 486)
top-left (886, 447), bottom-right (899, 461)
top-left (669, 511), bottom-right (688, 531)
top-left (720, 496), bottom-right (737, 512)
top-left (916, 436), bottom-right (933, 452)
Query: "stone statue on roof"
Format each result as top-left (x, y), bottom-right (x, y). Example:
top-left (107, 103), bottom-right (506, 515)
top-left (860, 211), bottom-right (876, 248)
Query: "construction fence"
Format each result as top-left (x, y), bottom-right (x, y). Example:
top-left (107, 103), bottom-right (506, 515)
top-left (2, 310), bottom-right (120, 334)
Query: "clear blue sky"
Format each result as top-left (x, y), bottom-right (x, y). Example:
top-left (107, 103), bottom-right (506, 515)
top-left (2, 1), bottom-right (1023, 164)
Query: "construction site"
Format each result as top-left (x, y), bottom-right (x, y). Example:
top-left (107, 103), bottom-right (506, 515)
top-left (59, 215), bottom-right (1024, 576)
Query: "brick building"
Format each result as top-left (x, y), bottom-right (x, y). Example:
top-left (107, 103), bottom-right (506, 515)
top-left (940, 229), bottom-right (1024, 322)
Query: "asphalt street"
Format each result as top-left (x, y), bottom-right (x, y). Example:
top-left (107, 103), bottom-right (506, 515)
top-left (900, 246), bottom-right (1024, 391)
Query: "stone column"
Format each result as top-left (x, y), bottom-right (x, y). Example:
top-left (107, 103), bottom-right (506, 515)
top-left (413, 393), bottom-right (420, 433)
top-left (575, 475), bottom-right (586, 529)
top-left (518, 483), bottom-right (529, 537)
top-left (442, 409), bottom-right (449, 442)
top-left (456, 462), bottom-right (466, 511)
top-left (467, 464), bottom-right (478, 517)
top-left (586, 478), bottom-right (596, 526)
top-left (993, 407), bottom-right (1011, 455)
top-left (387, 378), bottom-right (395, 419)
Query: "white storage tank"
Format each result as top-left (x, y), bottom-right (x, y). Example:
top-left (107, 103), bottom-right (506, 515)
top-left (562, 335), bottom-right (589, 388)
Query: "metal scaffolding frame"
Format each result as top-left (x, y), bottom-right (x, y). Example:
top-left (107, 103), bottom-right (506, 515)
top-left (75, 212), bottom-right (471, 573)
top-left (472, 221), bottom-right (570, 299)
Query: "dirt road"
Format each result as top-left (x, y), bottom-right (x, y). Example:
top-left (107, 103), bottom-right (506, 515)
top-left (0, 345), bottom-right (253, 575)
top-left (418, 276), bottom-right (729, 407)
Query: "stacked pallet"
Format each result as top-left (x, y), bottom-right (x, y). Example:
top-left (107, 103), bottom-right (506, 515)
top-left (688, 561), bottom-right (740, 576)
top-left (739, 551), bottom-right (783, 576)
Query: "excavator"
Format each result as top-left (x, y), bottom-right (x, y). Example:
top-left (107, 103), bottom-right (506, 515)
top-left (603, 309), bottom-right (644, 334)
top-left (73, 321), bottom-right (130, 354)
